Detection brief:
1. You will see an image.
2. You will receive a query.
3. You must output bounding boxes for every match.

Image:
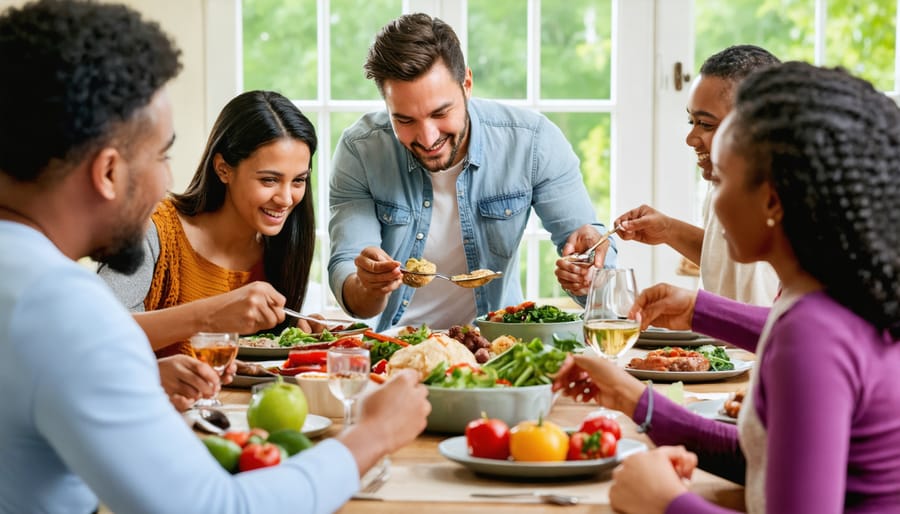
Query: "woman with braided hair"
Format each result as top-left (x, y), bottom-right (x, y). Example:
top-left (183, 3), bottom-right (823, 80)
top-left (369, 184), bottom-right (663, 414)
top-left (555, 62), bottom-right (900, 513)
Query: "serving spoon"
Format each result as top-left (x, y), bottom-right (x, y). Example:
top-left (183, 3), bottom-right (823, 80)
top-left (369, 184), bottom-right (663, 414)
top-left (562, 225), bottom-right (622, 264)
top-left (399, 268), bottom-right (503, 288)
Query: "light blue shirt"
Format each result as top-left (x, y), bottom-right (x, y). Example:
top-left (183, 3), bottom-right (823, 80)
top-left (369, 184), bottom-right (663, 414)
top-left (329, 98), bottom-right (617, 331)
top-left (0, 221), bottom-right (359, 514)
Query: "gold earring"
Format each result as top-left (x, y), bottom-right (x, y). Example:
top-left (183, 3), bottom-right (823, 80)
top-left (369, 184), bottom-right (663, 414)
top-left (766, 218), bottom-right (775, 227)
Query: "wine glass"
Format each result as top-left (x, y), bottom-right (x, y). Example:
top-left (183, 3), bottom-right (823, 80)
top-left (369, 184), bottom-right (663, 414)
top-left (583, 268), bottom-right (641, 360)
top-left (189, 332), bottom-right (239, 407)
top-left (327, 347), bottom-right (370, 429)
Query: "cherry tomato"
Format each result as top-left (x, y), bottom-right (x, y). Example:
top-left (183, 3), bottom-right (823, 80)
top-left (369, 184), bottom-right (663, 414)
top-left (509, 417), bottom-right (569, 462)
top-left (222, 431), bottom-right (251, 448)
top-left (465, 414), bottom-right (510, 460)
top-left (599, 431), bottom-right (618, 458)
top-left (238, 442), bottom-right (282, 472)
top-left (567, 431), bottom-right (602, 460)
top-left (372, 358), bottom-right (388, 374)
top-left (579, 413), bottom-right (622, 440)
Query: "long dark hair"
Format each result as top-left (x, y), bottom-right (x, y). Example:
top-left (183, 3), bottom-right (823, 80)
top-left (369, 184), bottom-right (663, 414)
top-left (172, 90), bottom-right (317, 332)
top-left (731, 63), bottom-right (900, 337)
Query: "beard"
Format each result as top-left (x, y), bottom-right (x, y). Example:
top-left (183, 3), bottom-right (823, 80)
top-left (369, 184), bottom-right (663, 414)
top-left (411, 111), bottom-right (470, 172)
top-left (91, 230), bottom-right (146, 275)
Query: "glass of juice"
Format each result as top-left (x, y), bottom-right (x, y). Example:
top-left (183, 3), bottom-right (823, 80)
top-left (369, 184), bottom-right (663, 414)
top-left (189, 332), bottom-right (239, 407)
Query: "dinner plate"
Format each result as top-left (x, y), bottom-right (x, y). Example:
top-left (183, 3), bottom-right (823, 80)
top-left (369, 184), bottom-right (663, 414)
top-left (438, 437), bottom-right (646, 478)
top-left (237, 329), bottom-right (367, 359)
top-left (624, 359), bottom-right (752, 383)
top-left (218, 404), bottom-right (333, 438)
top-left (638, 327), bottom-right (702, 341)
top-left (687, 399), bottom-right (737, 424)
top-left (227, 360), bottom-right (282, 388)
top-left (634, 335), bottom-right (723, 348)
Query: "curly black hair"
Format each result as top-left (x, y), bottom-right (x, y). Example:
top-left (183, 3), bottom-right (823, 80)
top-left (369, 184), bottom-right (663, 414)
top-left (364, 13), bottom-right (467, 96)
top-left (0, 0), bottom-right (182, 182)
top-left (731, 62), bottom-right (900, 337)
top-left (172, 90), bottom-right (318, 333)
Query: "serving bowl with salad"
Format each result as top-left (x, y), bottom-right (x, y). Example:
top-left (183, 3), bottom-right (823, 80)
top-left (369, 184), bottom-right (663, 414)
top-left (475, 301), bottom-right (583, 344)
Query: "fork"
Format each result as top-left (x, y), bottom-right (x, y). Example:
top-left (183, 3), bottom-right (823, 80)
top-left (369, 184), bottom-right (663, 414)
top-left (562, 225), bottom-right (621, 263)
top-left (281, 307), bottom-right (358, 331)
top-left (353, 463), bottom-right (391, 499)
top-left (471, 491), bottom-right (581, 505)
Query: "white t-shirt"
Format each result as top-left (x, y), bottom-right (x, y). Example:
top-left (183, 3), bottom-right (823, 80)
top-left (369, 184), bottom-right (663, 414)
top-left (398, 159), bottom-right (475, 329)
top-left (699, 188), bottom-right (780, 306)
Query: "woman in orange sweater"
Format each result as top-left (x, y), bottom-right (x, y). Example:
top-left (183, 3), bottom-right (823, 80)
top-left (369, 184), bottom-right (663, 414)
top-left (101, 90), bottom-right (321, 358)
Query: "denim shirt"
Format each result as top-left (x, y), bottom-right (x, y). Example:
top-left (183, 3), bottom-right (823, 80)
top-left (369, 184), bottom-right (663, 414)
top-left (328, 98), bottom-right (617, 331)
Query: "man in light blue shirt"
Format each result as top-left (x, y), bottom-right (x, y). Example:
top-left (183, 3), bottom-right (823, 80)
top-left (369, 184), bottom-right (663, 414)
top-left (0, 2), bottom-right (429, 512)
top-left (329, 13), bottom-right (617, 331)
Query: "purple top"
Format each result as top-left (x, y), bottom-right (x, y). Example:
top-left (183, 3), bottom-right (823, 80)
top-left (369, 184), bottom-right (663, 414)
top-left (631, 290), bottom-right (900, 513)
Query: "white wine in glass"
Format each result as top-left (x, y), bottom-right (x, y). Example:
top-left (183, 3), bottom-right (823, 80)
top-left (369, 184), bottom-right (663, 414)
top-left (327, 347), bottom-right (370, 429)
top-left (189, 332), bottom-right (238, 407)
top-left (583, 268), bottom-right (640, 360)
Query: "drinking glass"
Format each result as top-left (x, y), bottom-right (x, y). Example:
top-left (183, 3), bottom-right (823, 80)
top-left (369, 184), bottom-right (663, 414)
top-left (189, 332), bottom-right (238, 407)
top-left (583, 268), bottom-right (641, 361)
top-left (327, 347), bottom-right (370, 429)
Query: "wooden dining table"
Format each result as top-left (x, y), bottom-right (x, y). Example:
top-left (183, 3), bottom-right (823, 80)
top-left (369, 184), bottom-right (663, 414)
top-left (219, 347), bottom-right (753, 513)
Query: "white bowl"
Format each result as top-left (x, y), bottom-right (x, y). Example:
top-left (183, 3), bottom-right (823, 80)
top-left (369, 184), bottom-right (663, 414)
top-left (475, 316), bottom-right (583, 344)
top-left (425, 384), bottom-right (554, 434)
top-left (294, 372), bottom-right (345, 418)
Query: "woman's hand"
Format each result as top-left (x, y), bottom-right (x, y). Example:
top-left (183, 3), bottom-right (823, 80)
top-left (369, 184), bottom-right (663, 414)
top-left (202, 281), bottom-right (286, 334)
top-left (613, 205), bottom-right (672, 246)
top-left (609, 446), bottom-right (695, 514)
top-left (629, 283), bottom-right (697, 331)
top-left (552, 354), bottom-right (646, 416)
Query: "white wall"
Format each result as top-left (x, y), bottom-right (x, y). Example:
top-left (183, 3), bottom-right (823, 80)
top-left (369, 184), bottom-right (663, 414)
top-left (0, 0), bottom-right (211, 192)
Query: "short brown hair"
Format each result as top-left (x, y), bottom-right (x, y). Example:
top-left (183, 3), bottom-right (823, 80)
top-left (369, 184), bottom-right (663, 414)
top-left (364, 13), bottom-right (467, 95)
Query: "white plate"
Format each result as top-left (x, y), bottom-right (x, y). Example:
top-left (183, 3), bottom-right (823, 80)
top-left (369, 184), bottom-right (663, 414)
top-left (687, 399), bottom-right (737, 424)
top-left (218, 404), bottom-right (333, 438)
top-left (638, 327), bottom-right (702, 341)
top-left (438, 436), bottom-right (646, 478)
top-left (237, 329), bottom-right (367, 359)
top-left (227, 360), bottom-right (282, 389)
top-left (624, 359), bottom-right (752, 383)
top-left (634, 335), bottom-right (723, 348)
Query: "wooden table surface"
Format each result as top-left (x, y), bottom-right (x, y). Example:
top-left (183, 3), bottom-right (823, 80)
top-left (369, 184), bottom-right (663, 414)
top-left (220, 347), bottom-right (752, 513)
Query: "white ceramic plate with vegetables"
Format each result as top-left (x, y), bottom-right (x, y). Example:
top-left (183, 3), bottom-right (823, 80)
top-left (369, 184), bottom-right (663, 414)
top-left (625, 358), bottom-right (752, 383)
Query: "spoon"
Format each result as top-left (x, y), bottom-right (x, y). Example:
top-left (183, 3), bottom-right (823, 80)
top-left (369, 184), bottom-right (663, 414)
top-left (470, 491), bottom-right (581, 506)
top-left (562, 225), bottom-right (622, 264)
top-left (187, 408), bottom-right (230, 434)
top-left (399, 268), bottom-right (503, 288)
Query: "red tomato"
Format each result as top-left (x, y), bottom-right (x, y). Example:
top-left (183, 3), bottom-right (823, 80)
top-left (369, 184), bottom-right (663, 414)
top-left (465, 415), bottom-right (510, 460)
top-left (372, 358), bottom-right (388, 374)
top-left (579, 413), bottom-right (622, 440)
top-left (239, 442), bottom-right (282, 472)
top-left (599, 431), bottom-right (618, 458)
top-left (567, 431), bottom-right (601, 460)
top-left (222, 431), bottom-right (250, 448)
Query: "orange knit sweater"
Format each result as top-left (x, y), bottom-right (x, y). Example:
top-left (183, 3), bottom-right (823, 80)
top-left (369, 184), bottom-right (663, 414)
top-left (146, 200), bottom-right (263, 357)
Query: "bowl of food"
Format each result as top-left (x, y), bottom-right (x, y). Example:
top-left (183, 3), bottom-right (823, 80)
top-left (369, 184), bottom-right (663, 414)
top-left (425, 384), bottom-right (554, 434)
top-left (475, 301), bottom-right (583, 344)
top-left (294, 372), bottom-right (379, 419)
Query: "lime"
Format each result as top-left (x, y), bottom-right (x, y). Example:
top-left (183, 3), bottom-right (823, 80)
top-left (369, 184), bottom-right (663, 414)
top-left (203, 436), bottom-right (242, 472)
top-left (267, 429), bottom-right (314, 456)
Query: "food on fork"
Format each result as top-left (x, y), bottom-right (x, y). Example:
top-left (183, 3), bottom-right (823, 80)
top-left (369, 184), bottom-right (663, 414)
top-left (402, 257), bottom-right (436, 287)
top-left (627, 347), bottom-right (711, 372)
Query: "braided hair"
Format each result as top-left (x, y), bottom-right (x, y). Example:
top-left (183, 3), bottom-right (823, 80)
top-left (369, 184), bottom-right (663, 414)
top-left (731, 62), bottom-right (900, 337)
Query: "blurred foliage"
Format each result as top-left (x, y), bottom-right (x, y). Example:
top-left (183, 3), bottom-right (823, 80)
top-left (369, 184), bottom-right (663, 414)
top-left (695, 0), bottom-right (896, 91)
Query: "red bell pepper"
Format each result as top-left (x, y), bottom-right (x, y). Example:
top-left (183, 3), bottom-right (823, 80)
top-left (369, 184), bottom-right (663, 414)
top-left (277, 364), bottom-right (326, 376)
top-left (286, 350), bottom-right (328, 368)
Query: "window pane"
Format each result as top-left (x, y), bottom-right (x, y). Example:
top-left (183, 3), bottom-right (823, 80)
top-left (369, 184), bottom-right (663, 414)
top-left (517, 240), bottom-right (582, 301)
top-left (826, 0), bottom-right (896, 91)
top-left (694, 0), bottom-right (814, 69)
top-left (544, 112), bottom-right (611, 224)
top-left (468, 0), bottom-right (528, 99)
top-left (330, 0), bottom-right (402, 100)
top-left (541, 0), bottom-right (612, 99)
top-left (242, 0), bottom-right (318, 98)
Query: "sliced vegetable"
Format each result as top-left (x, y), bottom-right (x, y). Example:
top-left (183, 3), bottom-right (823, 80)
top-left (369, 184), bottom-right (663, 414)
top-left (363, 330), bottom-right (409, 346)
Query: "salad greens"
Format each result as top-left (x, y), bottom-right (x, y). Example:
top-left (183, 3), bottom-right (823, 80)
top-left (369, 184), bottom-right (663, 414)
top-left (366, 324), bottom-right (431, 363)
top-left (550, 333), bottom-right (585, 353)
top-left (696, 345), bottom-right (735, 371)
top-left (483, 338), bottom-right (568, 386)
top-left (493, 304), bottom-right (580, 323)
top-left (247, 322), bottom-right (370, 347)
top-left (424, 363), bottom-right (501, 388)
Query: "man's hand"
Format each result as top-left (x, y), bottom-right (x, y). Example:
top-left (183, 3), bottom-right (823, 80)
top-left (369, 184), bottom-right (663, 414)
top-left (556, 224), bottom-right (609, 296)
top-left (354, 247), bottom-right (402, 294)
top-left (157, 355), bottom-right (221, 412)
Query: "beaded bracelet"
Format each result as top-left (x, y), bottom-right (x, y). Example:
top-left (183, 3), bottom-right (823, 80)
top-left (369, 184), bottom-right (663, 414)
top-left (636, 380), bottom-right (653, 433)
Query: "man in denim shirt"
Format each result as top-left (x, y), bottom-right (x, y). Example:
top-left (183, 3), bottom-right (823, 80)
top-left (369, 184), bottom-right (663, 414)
top-left (329, 13), bottom-right (617, 331)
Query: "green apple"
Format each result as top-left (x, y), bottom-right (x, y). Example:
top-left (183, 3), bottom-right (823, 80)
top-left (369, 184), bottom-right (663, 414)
top-left (247, 377), bottom-right (308, 433)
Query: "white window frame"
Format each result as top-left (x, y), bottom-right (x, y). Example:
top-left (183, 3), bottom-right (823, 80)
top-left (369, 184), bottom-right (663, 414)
top-left (204, 0), bottom-right (678, 313)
